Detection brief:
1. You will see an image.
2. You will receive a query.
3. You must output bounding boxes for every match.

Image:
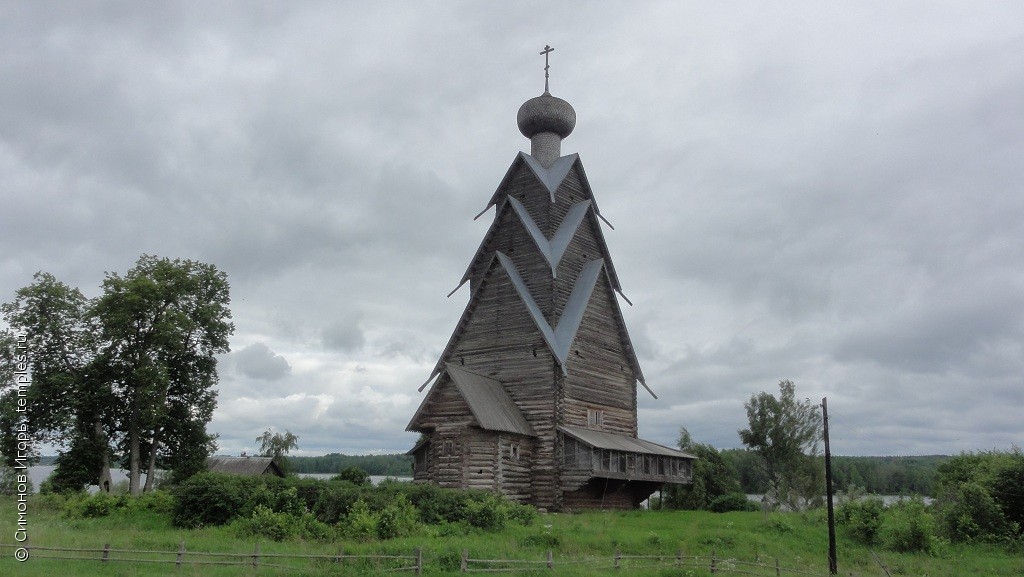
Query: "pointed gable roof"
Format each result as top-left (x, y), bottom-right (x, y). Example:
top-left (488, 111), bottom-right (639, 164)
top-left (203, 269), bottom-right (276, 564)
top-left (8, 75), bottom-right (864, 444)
top-left (452, 152), bottom-right (628, 300)
top-left (423, 249), bottom-right (655, 398)
top-left (408, 363), bottom-right (535, 436)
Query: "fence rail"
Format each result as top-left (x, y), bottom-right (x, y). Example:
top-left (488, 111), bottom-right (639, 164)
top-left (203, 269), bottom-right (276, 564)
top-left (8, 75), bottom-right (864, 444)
top-left (0, 542), bottom-right (421, 573)
top-left (2, 542), bottom-right (826, 576)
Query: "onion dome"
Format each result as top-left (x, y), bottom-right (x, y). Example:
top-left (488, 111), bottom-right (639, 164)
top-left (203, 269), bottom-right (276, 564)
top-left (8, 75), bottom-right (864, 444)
top-left (517, 92), bottom-right (576, 139)
top-left (517, 92), bottom-right (576, 168)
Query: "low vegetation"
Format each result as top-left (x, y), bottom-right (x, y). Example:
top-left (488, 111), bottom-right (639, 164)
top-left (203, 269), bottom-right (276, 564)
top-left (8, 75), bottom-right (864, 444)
top-left (2, 468), bottom-right (1022, 577)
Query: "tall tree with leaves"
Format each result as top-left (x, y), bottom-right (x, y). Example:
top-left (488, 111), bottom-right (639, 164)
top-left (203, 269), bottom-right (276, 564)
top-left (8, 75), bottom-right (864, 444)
top-left (256, 429), bottom-right (299, 476)
top-left (738, 380), bottom-right (823, 510)
top-left (95, 256), bottom-right (232, 494)
top-left (0, 273), bottom-right (114, 491)
top-left (0, 256), bottom-right (233, 494)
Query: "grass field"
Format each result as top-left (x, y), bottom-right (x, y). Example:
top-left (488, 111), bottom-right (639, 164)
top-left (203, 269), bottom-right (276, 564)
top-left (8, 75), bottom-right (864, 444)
top-left (1, 495), bottom-right (1021, 576)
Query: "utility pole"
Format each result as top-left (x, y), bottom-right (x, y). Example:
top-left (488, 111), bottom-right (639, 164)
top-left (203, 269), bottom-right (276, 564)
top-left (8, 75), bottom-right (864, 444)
top-left (823, 397), bottom-right (837, 575)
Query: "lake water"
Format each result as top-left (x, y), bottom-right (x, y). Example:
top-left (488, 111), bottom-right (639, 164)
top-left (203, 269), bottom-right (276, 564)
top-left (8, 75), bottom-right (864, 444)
top-left (23, 466), bottom-right (410, 493)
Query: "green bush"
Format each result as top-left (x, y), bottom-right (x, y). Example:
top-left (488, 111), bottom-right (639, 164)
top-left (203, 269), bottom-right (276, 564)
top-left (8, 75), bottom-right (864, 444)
top-left (172, 473), bottom-right (249, 528)
top-left (881, 498), bottom-right (933, 553)
top-left (63, 493), bottom-right (124, 518)
top-left (312, 482), bottom-right (364, 524)
top-left (234, 505), bottom-right (333, 542)
top-left (837, 497), bottom-right (885, 545)
top-left (401, 483), bottom-right (473, 525)
top-left (708, 493), bottom-right (758, 513)
top-left (936, 481), bottom-right (1014, 543)
top-left (334, 466), bottom-right (370, 486)
top-left (344, 498), bottom-right (379, 540)
top-left (465, 493), bottom-right (508, 530)
top-left (376, 494), bottom-right (419, 539)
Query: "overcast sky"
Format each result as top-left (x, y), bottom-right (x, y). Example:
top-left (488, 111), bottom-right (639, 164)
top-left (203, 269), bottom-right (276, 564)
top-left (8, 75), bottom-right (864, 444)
top-left (3, 2), bottom-right (1022, 458)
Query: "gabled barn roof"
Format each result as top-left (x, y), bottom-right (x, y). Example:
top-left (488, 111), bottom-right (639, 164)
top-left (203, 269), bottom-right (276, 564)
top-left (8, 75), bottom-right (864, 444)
top-left (205, 456), bottom-right (285, 477)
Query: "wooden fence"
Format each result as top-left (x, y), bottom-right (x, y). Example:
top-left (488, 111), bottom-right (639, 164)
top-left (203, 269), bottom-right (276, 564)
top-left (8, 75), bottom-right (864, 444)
top-left (0, 542), bottom-right (422, 573)
top-left (2, 542), bottom-right (827, 575)
top-left (461, 548), bottom-right (825, 575)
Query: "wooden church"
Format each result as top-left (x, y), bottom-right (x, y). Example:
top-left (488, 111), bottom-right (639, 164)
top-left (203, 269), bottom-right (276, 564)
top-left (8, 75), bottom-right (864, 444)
top-left (407, 55), bottom-right (694, 510)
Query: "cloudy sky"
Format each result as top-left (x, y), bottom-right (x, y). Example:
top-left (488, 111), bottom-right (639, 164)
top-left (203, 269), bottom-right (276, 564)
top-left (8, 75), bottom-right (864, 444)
top-left (3, 2), bottom-right (1022, 458)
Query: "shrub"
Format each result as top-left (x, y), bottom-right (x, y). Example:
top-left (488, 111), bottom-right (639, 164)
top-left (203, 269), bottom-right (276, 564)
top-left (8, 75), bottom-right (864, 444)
top-left (312, 482), bottom-right (363, 524)
top-left (344, 499), bottom-right (379, 540)
top-left (172, 472), bottom-right (248, 528)
top-left (708, 493), bottom-right (758, 513)
top-left (64, 493), bottom-right (120, 518)
top-left (936, 481), bottom-right (1014, 543)
top-left (837, 496), bottom-right (885, 545)
top-left (401, 483), bottom-right (472, 525)
top-left (234, 506), bottom-right (333, 542)
top-left (465, 493), bottom-right (508, 531)
top-left (335, 466), bottom-right (371, 486)
top-left (881, 498), bottom-right (933, 553)
top-left (376, 494), bottom-right (419, 539)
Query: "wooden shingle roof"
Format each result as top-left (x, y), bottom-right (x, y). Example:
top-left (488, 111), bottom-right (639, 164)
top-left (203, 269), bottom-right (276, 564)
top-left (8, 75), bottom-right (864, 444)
top-left (205, 456), bottom-right (285, 477)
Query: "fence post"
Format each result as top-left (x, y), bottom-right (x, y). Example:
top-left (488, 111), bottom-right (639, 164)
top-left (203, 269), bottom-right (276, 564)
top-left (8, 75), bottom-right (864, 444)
top-left (176, 541), bottom-right (186, 568)
top-left (336, 545), bottom-right (344, 567)
top-left (676, 549), bottom-right (682, 567)
top-left (710, 549), bottom-right (716, 574)
top-left (461, 549), bottom-right (468, 572)
top-left (614, 548), bottom-right (621, 570)
top-left (546, 550), bottom-right (553, 570)
top-left (101, 543), bottom-right (110, 563)
top-left (775, 557), bottom-right (781, 577)
top-left (415, 547), bottom-right (423, 576)
top-left (252, 542), bottom-right (260, 569)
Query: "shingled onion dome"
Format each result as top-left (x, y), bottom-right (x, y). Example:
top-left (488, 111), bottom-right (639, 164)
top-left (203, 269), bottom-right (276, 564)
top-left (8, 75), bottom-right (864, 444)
top-left (517, 91), bottom-right (576, 168)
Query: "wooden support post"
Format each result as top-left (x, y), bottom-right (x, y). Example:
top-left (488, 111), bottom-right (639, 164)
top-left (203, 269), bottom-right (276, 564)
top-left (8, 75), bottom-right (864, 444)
top-left (823, 397), bottom-right (838, 576)
top-left (776, 557), bottom-right (781, 577)
top-left (546, 550), bottom-right (553, 570)
top-left (710, 549), bottom-right (716, 574)
top-left (676, 549), bottom-right (682, 566)
top-left (461, 549), bottom-right (468, 572)
top-left (614, 548), bottom-right (621, 570)
top-left (336, 545), bottom-right (344, 566)
top-left (101, 543), bottom-right (110, 563)
top-left (176, 541), bottom-right (186, 568)
top-left (415, 547), bottom-right (423, 576)
top-left (252, 542), bottom-right (260, 569)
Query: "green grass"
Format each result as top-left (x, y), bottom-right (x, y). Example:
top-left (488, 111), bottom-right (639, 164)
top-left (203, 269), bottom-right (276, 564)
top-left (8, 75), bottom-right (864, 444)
top-left (1, 495), bottom-right (1021, 576)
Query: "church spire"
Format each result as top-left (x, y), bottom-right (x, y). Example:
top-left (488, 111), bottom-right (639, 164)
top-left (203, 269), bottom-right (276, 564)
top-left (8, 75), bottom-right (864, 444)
top-left (517, 45), bottom-right (576, 168)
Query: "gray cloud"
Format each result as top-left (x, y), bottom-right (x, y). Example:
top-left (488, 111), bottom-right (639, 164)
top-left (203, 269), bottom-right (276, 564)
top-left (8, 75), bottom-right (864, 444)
top-left (232, 342), bottom-right (291, 382)
top-left (3, 2), bottom-right (1023, 456)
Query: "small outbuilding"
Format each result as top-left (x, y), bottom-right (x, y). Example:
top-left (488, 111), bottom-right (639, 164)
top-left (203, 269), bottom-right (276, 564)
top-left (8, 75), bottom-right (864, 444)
top-left (205, 456), bottom-right (285, 478)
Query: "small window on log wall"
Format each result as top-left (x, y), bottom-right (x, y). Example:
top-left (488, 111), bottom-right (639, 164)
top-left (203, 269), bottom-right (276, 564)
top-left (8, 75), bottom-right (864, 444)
top-left (443, 439), bottom-right (455, 456)
top-left (587, 409), bottom-right (604, 428)
top-left (509, 443), bottom-right (520, 460)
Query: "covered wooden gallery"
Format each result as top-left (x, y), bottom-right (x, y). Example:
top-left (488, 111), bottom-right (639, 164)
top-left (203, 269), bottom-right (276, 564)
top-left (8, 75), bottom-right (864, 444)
top-left (407, 81), bottom-right (694, 511)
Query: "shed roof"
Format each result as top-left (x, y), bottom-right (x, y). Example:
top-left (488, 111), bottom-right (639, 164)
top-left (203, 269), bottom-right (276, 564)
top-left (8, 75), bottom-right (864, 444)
top-left (205, 456), bottom-right (285, 477)
top-left (559, 426), bottom-right (696, 459)
top-left (447, 363), bottom-right (536, 436)
top-left (407, 364), bottom-right (535, 437)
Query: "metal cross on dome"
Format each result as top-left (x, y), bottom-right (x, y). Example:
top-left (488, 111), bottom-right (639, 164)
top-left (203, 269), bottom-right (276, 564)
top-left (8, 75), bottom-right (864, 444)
top-left (540, 44), bottom-right (554, 93)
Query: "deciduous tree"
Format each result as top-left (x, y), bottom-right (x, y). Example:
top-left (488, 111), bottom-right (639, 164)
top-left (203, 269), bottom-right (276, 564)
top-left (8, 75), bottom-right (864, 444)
top-left (738, 379), bottom-right (823, 510)
top-left (257, 429), bottom-right (299, 476)
top-left (0, 256), bottom-right (233, 494)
